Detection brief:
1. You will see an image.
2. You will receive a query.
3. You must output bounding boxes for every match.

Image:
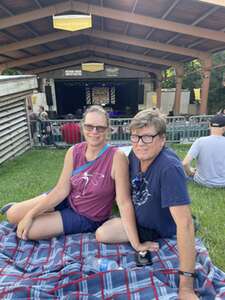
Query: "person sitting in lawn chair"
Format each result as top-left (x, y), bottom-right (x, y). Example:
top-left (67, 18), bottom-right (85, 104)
top-left (96, 108), bottom-right (198, 300)
top-left (183, 114), bottom-right (225, 188)
top-left (0, 105), bottom-right (157, 253)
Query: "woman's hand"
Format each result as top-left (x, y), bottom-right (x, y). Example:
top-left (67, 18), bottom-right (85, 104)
top-left (135, 241), bottom-right (159, 252)
top-left (17, 214), bottom-right (34, 240)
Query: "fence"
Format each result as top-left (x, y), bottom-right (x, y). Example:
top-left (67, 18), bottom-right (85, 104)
top-left (31, 115), bottom-right (213, 148)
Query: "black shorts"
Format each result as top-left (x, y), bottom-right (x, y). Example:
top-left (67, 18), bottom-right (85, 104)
top-left (137, 226), bottom-right (161, 243)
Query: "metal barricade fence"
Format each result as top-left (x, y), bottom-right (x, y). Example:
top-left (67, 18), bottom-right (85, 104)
top-left (30, 115), bottom-right (213, 147)
top-left (187, 115), bottom-right (213, 142)
top-left (110, 118), bottom-right (132, 145)
top-left (166, 116), bottom-right (187, 143)
top-left (31, 119), bottom-right (82, 147)
top-left (32, 119), bottom-right (133, 147)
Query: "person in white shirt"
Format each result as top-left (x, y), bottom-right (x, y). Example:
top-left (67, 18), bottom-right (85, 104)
top-left (183, 114), bottom-right (225, 188)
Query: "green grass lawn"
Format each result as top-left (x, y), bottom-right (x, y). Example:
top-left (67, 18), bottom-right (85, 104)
top-left (0, 145), bottom-right (224, 271)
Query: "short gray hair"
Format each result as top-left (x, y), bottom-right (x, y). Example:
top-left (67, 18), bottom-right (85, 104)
top-left (82, 105), bottom-right (110, 127)
top-left (130, 108), bottom-right (166, 135)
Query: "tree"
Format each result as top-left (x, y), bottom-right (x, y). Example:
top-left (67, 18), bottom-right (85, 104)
top-left (161, 52), bottom-right (225, 114)
top-left (208, 52), bottom-right (225, 114)
top-left (2, 68), bottom-right (23, 75)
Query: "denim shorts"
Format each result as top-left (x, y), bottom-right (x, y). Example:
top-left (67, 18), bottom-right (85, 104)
top-left (55, 199), bottom-right (105, 235)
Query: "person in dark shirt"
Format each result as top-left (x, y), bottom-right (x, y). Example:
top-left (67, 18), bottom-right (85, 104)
top-left (27, 105), bottom-right (37, 138)
top-left (96, 108), bottom-right (198, 300)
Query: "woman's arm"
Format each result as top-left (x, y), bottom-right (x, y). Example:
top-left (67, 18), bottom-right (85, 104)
top-left (112, 150), bottom-right (158, 252)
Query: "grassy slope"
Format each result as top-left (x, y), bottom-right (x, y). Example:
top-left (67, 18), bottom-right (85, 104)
top-left (0, 146), bottom-right (224, 270)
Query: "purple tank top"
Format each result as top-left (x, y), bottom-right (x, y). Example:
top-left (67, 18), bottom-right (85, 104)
top-left (68, 142), bottom-right (117, 221)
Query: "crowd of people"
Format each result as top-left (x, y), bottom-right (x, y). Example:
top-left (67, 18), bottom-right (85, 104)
top-left (3, 103), bottom-right (224, 299)
top-left (27, 105), bottom-right (81, 145)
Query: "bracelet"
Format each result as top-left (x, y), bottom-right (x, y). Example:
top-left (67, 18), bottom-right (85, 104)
top-left (178, 270), bottom-right (196, 278)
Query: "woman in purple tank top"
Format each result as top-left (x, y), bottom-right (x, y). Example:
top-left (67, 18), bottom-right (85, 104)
top-left (3, 106), bottom-right (157, 253)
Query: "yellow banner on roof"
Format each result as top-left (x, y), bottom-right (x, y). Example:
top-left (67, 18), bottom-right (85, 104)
top-left (82, 63), bottom-right (104, 72)
top-left (53, 15), bottom-right (92, 31)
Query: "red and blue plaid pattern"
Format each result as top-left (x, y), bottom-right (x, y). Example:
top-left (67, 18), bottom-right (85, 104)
top-left (0, 221), bottom-right (224, 299)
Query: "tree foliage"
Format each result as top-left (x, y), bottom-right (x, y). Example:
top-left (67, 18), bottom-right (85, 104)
top-left (2, 69), bottom-right (23, 75)
top-left (162, 51), bottom-right (225, 114)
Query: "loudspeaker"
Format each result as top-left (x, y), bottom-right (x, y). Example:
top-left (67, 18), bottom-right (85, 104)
top-left (138, 84), bottom-right (144, 104)
top-left (45, 85), bottom-right (53, 106)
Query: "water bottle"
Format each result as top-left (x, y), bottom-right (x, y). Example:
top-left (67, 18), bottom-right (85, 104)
top-left (84, 256), bottom-right (119, 272)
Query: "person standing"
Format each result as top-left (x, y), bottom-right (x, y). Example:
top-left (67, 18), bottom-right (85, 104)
top-left (38, 105), bottom-right (48, 120)
top-left (27, 105), bottom-right (37, 139)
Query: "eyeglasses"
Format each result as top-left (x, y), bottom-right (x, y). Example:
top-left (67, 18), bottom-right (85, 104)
top-left (83, 124), bottom-right (108, 133)
top-left (130, 133), bottom-right (159, 144)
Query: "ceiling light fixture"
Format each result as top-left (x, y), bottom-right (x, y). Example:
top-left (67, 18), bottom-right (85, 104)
top-left (53, 15), bottom-right (92, 31)
top-left (198, 0), bottom-right (225, 7)
top-left (82, 63), bottom-right (104, 72)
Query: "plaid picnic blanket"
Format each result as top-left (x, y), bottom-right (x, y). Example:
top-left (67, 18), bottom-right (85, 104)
top-left (0, 221), bottom-right (224, 299)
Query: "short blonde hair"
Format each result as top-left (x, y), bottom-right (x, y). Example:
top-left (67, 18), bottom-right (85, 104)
top-left (130, 108), bottom-right (166, 135)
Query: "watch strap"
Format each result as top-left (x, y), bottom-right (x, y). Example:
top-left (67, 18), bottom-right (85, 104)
top-left (178, 270), bottom-right (196, 278)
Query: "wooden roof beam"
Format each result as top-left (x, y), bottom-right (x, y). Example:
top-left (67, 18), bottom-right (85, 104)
top-left (0, 29), bottom-right (205, 59)
top-left (72, 1), bottom-right (225, 43)
top-left (0, 40), bottom-right (180, 71)
top-left (87, 56), bottom-right (159, 74)
top-left (89, 45), bottom-right (178, 67)
top-left (86, 30), bottom-right (207, 59)
top-left (0, 31), bottom-right (80, 54)
top-left (0, 44), bottom-right (89, 69)
top-left (0, 1), bottom-right (225, 42)
top-left (29, 57), bottom-right (91, 74)
top-left (0, 0), bottom-right (71, 29)
top-left (30, 55), bottom-right (156, 75)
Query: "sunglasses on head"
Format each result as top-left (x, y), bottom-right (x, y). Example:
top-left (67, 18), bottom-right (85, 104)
top-left (83, 124), bottom-right (108, 133)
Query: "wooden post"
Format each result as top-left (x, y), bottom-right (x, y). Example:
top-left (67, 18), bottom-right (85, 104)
top-left (199, 56), bottom-right (212, 115)
top-left (174, 65), bottom-right (184, 115)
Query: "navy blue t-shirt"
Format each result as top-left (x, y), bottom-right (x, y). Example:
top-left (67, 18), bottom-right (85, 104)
top-left (129, 147), bottom-right (190, 238)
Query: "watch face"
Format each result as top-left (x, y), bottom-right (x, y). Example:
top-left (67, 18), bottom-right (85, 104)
top-left (136, 250), bottom-right (152, 267)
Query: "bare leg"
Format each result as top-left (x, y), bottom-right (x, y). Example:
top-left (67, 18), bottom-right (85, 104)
top-left (17, 211), bottom-right (64, 240)
top-left (6, 194), bottom-right (53, 225)
top-left (96, 217), bottom-right (159, 252)
top-left (96, 217), bottom-right (129, 243)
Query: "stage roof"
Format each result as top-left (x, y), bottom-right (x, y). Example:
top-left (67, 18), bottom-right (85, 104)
top-left (0, 0), bottom-right (225, 75)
